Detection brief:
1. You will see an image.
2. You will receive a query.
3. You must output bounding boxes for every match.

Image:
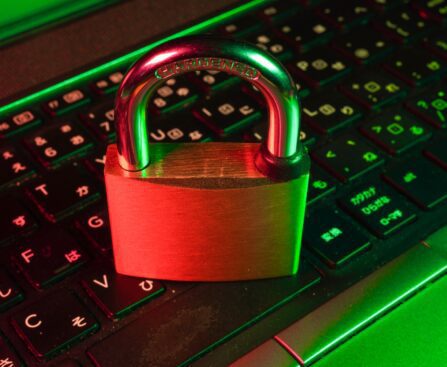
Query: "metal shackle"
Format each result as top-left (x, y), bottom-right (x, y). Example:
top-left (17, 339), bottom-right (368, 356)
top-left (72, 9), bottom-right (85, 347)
top-left (115, 36), bottom-right (304, 177)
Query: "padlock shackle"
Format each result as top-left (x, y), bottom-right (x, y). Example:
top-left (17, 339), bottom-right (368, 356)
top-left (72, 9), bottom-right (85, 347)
top-left (115, 36), bottom-right (303, 174)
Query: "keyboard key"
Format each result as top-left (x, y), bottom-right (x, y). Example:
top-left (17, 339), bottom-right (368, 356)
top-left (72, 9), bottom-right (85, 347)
top-left (312, 133), bottom-right (384, 181)
top-left (383, 157), bottom-right (447, 209)
top-left (406, 87), bottom-right (447, 128)
top-left (0, 145), bottom-right (35, 189)
top-left (302, 90), bottom-right (362, 133)
top-left (24, 165), bottom-right (101, 222)
top-left (90, 71), bottom-right (124, 95)
top-left (82, 267), bottom-right (164, 319)
top-left (0, 195), bottom-right (37, 244)
top-left (245, 32), bottom-right (292, 61)
top-left (150, 77), bottom-right (199, 114)
top-left (0, 270), bottom-right (23, 311)
top-left (42, 89), bottom-right (90, 116)
top-left (14, 229), bottom-right (87, 288)
top-left (81, 104), bottom-right (115, 141)
top-left (413, 0), bottom-right (447, 23)
top-left (338, 181), bottom-right (417, 237)
top-left (247, 121), bottom-right (316, 146)
top-left (11, 291), bottom-right (98, 359)
top-left (193, 89), bottom-right (261, 137)
top-left (76, 208), bottom-right (111, 253)
top-left (149, 113), bottom-right (213, 143)
top-left (218, 15), bottom-right (261, 37)
top-left (0, 337), bottom-right (22, 367)
top-left (87, 264), bottom-right (320, 367)
top-left (307, 165), bottom-right (337, 204)
top-left (332, 27), bottom-right (394, 64)
top-left (257, 2), bottom-right (300, 24)
top-left (375, 8), bottom-right (432, 44)
top-left (424, 34), bottom-right (447, 60)
top-left (383, 48), bottom-right (447, 86)
top-left (84, 147), bottom-right (107, 179)
top-left (25, 121), bottom-right (94, 168)
top-left (275, 14), bottom-right (333, 52)
top-left (316, 1), bottom-right (373, 30)
top-left (288, 48), bottom-right (352, 88)
top-left (189, 70), bottom-right (237, 93)
top-left (360, 110), bottom-right (431, 154)
top-left (424, 139), bottom-right (447, 169)
top-left (341, 71), bottom-right (406, 110)
top-left (0, 110), bottom-right (41, 138)
top-left (304, 207), bottom-right (371, 268)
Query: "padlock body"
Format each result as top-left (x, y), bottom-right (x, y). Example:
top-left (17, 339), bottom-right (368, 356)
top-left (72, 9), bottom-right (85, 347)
top-left (105, 143), bottom-right (309, 281)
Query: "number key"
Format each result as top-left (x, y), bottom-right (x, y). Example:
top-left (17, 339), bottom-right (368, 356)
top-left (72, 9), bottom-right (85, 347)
top-left (0, 145), bottom-right (35, 189)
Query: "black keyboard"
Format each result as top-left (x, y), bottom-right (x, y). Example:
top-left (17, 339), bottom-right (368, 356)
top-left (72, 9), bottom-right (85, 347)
top-left (1, 1), bottom-right (447, 366)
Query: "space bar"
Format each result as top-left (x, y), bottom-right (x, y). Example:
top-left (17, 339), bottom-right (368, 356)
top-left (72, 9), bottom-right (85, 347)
top-left (87, 262), bottom-right (320, 367)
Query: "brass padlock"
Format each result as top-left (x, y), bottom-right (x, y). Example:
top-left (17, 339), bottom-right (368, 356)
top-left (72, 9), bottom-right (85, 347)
top-left (105, 36), bottom-right (310, 281)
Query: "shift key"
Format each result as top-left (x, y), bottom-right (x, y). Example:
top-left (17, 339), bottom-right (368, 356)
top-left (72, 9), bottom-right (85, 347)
top-left (87, 263), bottom-right (320, 367)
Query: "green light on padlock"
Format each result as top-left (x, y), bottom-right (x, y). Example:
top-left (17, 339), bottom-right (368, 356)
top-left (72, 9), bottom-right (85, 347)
top-left (104, 36), bottom-right (310, 281)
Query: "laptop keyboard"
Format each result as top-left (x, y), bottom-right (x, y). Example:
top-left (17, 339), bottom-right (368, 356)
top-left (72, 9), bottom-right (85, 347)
top-left (1, 0), bottom-right (447, 366)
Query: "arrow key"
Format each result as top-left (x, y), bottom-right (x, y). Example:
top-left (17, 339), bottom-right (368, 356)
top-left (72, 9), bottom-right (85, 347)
top-left (81, 266), bottom-right (164, 319)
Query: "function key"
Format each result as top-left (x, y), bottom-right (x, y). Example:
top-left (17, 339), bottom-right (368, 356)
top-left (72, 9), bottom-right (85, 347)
top-left (360, 110), bottom-right (431, 154)
top-left (82, 266), bottom-right (164, 319)
top-left (0, 110), bottom-right (41, 138)
top-left (302, 90), bottom-right (362, 134)
top-left (24, 165), bottom-right (101, 222)
top-left (406, 87), bottom-right (447, 128)
top-left (383, 157), bottom-right (447, 209)
top-left (149, 113), bottom-right (213, 143)
top-left (245, 32), bottom-right (292, 61)
top-left (316, 1), bottom-right (373, 30)
top-left (24, 121), bottom-right (94, 168)
top-left (340, 71), bottom-right (406, 110)
top-left (76, 208), bottom-right (111, 253)
top-left (339, 181), bottom-right (416, 237)
top-left (413, 0), bottom-right (447, 23)
top-left (383, 48), bottom-right (446, 86)
top-left (304, 207), bottom-right (371, 268)
top-left (332, 28), bottom-right (394, 64)
top-left (81, 103), bottom-right (115, 141)
top-left (11, 291), bottom-right (98, 359)
top-left (275, 14), bottom-right (333, 52)
top-left (0, 270), bottom-right (24, 311)
top-left (0, 337), bottom-right (22, 367)
top-left (374, 8), bottom-right (432, 44)
top-left (0, 195), bottom-right (37, 244)
top-left (13, 229), bottom-right (87, 289)
top-left (90, 71), bottom-right (125, 95)
top-left (424, 138), bottom-right (447, 169)
top-left (0, 145), bottom-right (36, 189)
top-left (42, 89), bottom-right (90, 116)
top-left (193, 89), bottom-right (261, 137)
top-left (150, 77), bottom-right (199, 114)
top-left (312, 133), bottom-right (384, 181)
top-left (288, 48), bottom-right (352, 88)
top-left (307, 165), bottom-right (337, 204)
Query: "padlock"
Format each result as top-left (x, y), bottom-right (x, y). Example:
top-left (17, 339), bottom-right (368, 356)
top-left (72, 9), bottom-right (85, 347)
top-left (105, 36), bottom-right (310, 281)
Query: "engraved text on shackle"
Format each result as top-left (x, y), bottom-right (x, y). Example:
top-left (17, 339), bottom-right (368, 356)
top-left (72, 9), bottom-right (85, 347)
top-left (155, 57), bottom-right (260, 80)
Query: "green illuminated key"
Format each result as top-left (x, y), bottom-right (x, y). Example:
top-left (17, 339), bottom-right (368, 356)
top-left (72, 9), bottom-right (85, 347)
top-left (383, 157), bottom-right (447, 209)
top-left (383, 49), bottom-right (447, 86)
top-left (360, 110), bottom-right (431, 154)
top-left (308, 165), bottom-right (337, 204)
top-left (304, 207), bottom-right (370, 268)
top-left (341, 71), bottom-right (406, 110)
top-left (339, 181), bottom-right (417, 237)
top-left (406, 87), bottom-right (447, 128)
